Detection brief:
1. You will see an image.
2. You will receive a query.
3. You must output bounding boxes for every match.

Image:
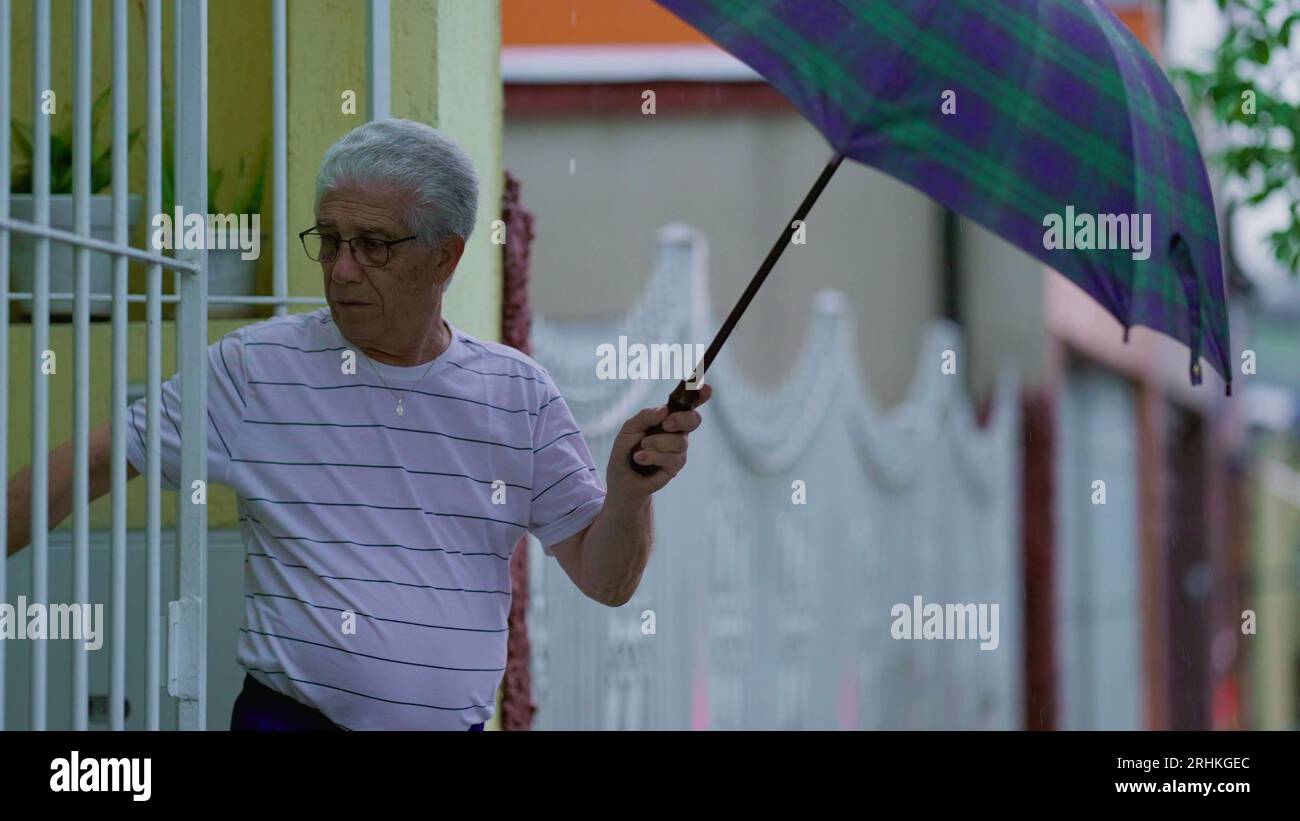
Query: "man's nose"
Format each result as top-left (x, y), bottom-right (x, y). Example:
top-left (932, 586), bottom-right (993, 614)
top-left (329, 244), bottom-right (366, 283)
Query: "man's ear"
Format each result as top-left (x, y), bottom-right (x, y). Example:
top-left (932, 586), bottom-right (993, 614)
top-left (436, 235), bottom-right (466, 282)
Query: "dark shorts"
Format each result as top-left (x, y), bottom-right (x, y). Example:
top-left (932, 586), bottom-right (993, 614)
top-left (230, 674), bottom-right (485, 731)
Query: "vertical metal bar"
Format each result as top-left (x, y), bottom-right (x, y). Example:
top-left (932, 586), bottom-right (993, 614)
top-left (110, 0), bottom-right (129, 731)
top-left (30, 0), bottom-right (51, 733)
top-left (71, 0), bottom-right (92, 732)
top-left (145, 0), bottom-right (163, 731)
top-left (174, 0), bottom-right (208, 731)
top-left (272, 0), bottom-right (287, 316)
top-left (172, 11), bottom-right (181, 663)
top-left (368, 0), bottom-right (390, 120)
top-left (0, 0), bottom-right (10, 733)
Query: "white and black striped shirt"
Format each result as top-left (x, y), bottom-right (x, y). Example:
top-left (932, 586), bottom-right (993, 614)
top-left (127, 307), bottom-right (606, 729)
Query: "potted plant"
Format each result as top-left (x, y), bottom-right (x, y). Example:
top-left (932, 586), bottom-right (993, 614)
top-left (207, 152), bottom-right (267, 318)
top-left (10, 87), bottom-right (143, 319)
top-left (160, 94), bottom-right (267, 319)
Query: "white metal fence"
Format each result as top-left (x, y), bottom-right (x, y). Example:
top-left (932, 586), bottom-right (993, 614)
top-left (528, 225), bottom-right (1024, 730)
top-left (0, 0), bottom-right (209, 730)
top-left (1, 0), bottom-right (395, 731)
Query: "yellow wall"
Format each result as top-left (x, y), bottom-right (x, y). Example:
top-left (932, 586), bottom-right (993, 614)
top-left (285, 0), bottom-right (503, 338)
top-left (430, 0), bottom-right (504, 338)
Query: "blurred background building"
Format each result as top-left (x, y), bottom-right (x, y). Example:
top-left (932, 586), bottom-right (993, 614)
top-left (502, 0), bottom-right (1299, 730)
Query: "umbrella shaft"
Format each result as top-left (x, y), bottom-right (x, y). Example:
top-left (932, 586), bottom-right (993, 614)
top-left (692, 151), bottom-right (844, 385)
top-left (629, 152), bottom-right (844, 477)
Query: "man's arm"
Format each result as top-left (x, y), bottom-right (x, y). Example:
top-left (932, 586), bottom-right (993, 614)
top-left (549, 383), bottom-right (711, 607)
top-left (5, 419), bottom-right (136, 557)
top-left (549, 494), bottom-right (653, 608)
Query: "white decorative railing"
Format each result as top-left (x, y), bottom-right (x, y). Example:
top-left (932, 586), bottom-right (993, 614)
top-left (529, 223), bottom-right (1023, 730)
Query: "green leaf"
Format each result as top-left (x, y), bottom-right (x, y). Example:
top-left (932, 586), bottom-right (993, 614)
top-left (11, 164), bottom-right (32, 194)
top-left (233, 142), bottom-right (269, 217)
top-left (10, 120), bottom-right (33, 159)
top-left (1282, 13), bottom-right (1300, 48)
top-left (90, 86), bottom-right (112, 122)
top-left (9, 86), bottom-right (137, 195)
top-left (209, 166), bottom-right (224, 214)
top-left (1249, 38), bottom-right (1270, 64)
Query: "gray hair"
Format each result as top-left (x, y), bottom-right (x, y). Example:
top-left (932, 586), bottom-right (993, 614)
top-left (315, 119), bottom-right (479, 291)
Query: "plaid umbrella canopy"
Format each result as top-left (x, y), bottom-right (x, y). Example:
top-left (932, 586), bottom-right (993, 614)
top-left (629, 0), bottom-right (1233, 475)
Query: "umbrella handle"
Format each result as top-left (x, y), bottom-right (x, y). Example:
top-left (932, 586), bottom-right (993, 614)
top-left (628, 379), bottom-right (705, 477)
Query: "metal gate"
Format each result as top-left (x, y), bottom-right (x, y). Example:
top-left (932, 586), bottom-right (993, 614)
top-left (0, 0), bottom-right (208, 730)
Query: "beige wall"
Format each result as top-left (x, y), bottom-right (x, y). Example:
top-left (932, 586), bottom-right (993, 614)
top-left (505, 113), bottom-right (941, 407)
top-left (960, 219), bottom-right (1049, 399)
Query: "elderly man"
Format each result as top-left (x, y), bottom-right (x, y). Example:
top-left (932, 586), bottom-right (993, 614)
top-left (5, 118), bottom-right (711, 730)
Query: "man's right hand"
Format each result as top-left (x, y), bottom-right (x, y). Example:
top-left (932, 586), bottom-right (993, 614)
top-left (6, 419), bottom-right (135, 557)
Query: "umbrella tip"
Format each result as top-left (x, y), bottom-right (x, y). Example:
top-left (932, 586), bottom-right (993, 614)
top-left (1122, 325), bottom-right (1130, 343)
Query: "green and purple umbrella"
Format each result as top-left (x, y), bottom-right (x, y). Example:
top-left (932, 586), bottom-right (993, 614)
top-left (630, 0), bottom-right (1232, 473)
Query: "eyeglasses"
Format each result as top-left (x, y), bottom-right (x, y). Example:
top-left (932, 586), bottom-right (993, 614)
top-left (299, 228), bottom-right (418, 268)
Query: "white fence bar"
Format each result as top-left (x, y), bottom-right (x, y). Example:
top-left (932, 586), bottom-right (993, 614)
top-left (0, 217), bottom-right (200, 271)
top-left (110, 0), bottom-right (129, 731)
top-left (0, 0), bottom-right (10, 733)
top-left (272, 0), bottom-right (287, 316)
top-left (368, 0), bottom-right (390, 119)
top-left (172, 0), bottom-right (208, 730)
top-left (29, 0), bottom-right (51, 732)
top-left (6, 293), bottom-right (324, 304)
top-left (145, 0), bottom-right (163, 731)
top-left (71, 0), bottom-right (92, 732)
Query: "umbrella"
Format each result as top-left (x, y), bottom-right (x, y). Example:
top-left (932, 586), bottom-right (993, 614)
top-left (629, 0), bottom-right (1231, 475)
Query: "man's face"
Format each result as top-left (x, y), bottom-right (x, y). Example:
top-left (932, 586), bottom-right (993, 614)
top-left (316, 182), bottom-right (459, 354)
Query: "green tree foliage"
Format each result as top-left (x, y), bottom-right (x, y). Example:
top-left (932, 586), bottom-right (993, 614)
top-left (1174, 0), bottom-right (1300, 274)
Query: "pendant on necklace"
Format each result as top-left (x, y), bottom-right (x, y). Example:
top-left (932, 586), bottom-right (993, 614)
top-left (396, 398), bottom-right (404, 417)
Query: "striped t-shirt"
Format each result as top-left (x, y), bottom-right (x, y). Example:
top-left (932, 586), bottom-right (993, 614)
top-left (126, 307), bottom-right (607, 729)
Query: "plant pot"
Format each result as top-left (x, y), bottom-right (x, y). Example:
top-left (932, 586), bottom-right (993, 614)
top-left (9, 193), bottom-right (144, 319)
top-left (207, 241), bottom-right (264, 319)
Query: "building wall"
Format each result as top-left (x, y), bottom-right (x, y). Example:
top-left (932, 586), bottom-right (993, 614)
top-left (1251, 446), bottom-right (1300, 730)
top-left (506, 107), bottom-right (1051, 407)
top-left (506, 110), bottom-right (944, 407)
top-left (960, 220), bottom-right (1049, 401)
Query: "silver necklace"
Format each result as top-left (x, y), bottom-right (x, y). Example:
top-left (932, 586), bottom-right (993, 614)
top-left (362, 328), bottom-right (449, 417)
